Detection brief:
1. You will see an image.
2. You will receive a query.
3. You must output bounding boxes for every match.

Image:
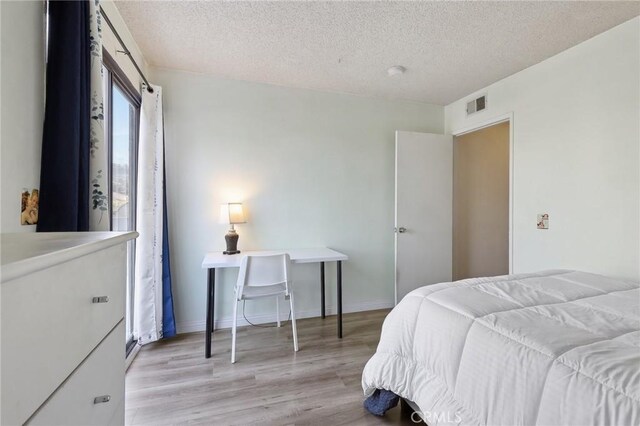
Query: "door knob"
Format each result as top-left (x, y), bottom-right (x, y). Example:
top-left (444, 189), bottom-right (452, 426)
top-left (398, 227), bottom-right (407, 233)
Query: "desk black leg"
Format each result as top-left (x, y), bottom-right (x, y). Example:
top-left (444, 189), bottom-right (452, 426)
top-left (205, 268), bottom-right (215, 359)
top-left (210, 268), bottom-right (216, 331)
top-left (337, 260), bottom-right (342, 338)
top-left (320, 261), bottom-right (326, 319)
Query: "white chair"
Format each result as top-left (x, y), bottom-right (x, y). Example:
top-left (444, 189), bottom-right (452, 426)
top-left (231, 253), bottom-right (298, 363)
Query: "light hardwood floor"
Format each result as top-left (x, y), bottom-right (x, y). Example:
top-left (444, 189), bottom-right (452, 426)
top-left (125, 309), bottom-right (417, 425)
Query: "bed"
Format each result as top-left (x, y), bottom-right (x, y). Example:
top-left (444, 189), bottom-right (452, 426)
top-left (362, 270), bottom-right (640, 425)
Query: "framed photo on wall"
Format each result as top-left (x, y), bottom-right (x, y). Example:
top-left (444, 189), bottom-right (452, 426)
top-left (21, 188), bottom-right (39, 225)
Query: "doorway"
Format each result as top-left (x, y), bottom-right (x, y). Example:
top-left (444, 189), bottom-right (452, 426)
top-left (453, 122), bottom-right (510, 280)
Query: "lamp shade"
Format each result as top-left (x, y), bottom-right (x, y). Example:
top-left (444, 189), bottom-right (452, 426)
top-left (220, 203), bottom-right (246, 224)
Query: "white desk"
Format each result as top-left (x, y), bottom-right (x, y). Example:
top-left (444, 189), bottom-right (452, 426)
top-left (201, 248), bottom-right (348, 358)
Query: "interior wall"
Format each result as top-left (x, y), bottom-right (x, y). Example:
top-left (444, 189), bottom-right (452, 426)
top-left (0, 0), bottom-right (45, 233)
top-left (151, 67), bottom-right (444, 331)
top-left (453, 122), bottom-right (510, 280)
top-left (446, 17), bottom-right (640, 281)
top-left (0, 0), bottom-right (147, 234)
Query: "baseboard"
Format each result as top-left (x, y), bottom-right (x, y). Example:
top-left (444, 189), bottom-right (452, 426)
top-left (176, 300), bottom-right (393, 334)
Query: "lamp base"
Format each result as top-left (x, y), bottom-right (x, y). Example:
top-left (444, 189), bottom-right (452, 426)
top-left (223, 229), bottom-right (240, 255)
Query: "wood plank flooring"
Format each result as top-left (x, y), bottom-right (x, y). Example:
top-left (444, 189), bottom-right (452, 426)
top-left (125, 309), bottom-right (417, 425)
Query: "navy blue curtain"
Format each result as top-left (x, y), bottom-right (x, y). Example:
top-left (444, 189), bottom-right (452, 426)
top-left (38, 0), bottom-right (90, 232)
top-left (162, 145), bottom-right (176, 338)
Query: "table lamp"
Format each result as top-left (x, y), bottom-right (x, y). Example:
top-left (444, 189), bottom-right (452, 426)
top-left (220, 203), bottom-right (246, 255)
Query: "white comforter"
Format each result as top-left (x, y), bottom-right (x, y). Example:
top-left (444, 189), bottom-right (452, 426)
top-left (362, 270), bottom-right (640, 426)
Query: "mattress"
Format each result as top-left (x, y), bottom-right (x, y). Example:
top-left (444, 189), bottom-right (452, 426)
top-left (362, 270), bottom-right (640, 425)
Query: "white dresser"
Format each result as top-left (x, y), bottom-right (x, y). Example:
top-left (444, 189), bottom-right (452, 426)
top-left (1, 231), bottom-right (138, 426)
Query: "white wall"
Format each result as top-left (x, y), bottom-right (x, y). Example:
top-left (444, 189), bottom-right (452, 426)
top-left (0, 0), bottom-right (45, 233)
top-left (0, 0), bottom-right (147, 233)
top-left (446, 17), bottom-right (640, 281)
top-left (152, 67), bottom-right (443, 331)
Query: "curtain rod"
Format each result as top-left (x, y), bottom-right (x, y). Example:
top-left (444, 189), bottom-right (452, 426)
top-left (100, 6), bottom-right (153, 94)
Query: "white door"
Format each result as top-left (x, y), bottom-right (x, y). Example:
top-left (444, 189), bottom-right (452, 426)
top-left (395, 131), bottom-right (453, 304)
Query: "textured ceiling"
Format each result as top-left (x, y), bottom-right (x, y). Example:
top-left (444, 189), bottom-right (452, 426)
top-left (115, 1), bottom-right (640, 105)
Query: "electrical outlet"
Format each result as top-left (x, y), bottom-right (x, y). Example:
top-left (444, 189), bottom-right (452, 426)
top-left (537, 214), bottom-right (549, 229)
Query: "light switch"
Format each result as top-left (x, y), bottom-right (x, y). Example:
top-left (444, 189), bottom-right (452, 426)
top-left (537, 214), bottom-right (549, 229)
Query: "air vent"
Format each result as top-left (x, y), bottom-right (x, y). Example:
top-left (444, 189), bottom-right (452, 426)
top-left (466, 95), bottom-right (487, 115)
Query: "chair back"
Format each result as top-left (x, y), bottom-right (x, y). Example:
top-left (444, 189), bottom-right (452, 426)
top-left (236, 253), bottom-right (291, 298)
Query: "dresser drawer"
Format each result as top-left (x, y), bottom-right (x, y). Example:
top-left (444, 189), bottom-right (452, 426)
top-left (1, 244), bottom-right (126, 426)
top-left (27, 321), bottom-right (125, 426)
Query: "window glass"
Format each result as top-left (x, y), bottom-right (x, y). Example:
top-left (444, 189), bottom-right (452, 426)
top-left (111, 86), bottom-right (133, 232)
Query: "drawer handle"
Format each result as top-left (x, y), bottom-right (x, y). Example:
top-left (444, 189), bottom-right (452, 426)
top-left (92, 296), bottom-right (109, 304)
top-left (94, 395), bottom-right (111, 404)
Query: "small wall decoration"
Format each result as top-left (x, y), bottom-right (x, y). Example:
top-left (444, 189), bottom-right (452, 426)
top-left (537, 213), bottom-right (549, 230)
top-left (21, 188), bottom-right (39, 225)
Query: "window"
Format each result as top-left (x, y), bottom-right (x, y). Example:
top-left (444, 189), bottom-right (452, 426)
top-left (103, 52), bottom-right (140, 356)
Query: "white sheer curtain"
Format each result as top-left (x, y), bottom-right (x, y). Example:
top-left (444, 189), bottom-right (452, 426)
top-left (89, 0), bottom-right (109, 230)
top-left (134, 83), bottom-right (165, 345)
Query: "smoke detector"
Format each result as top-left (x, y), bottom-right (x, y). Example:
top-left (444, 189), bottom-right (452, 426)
top-left (387, 65), bottom-right (406, 77)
